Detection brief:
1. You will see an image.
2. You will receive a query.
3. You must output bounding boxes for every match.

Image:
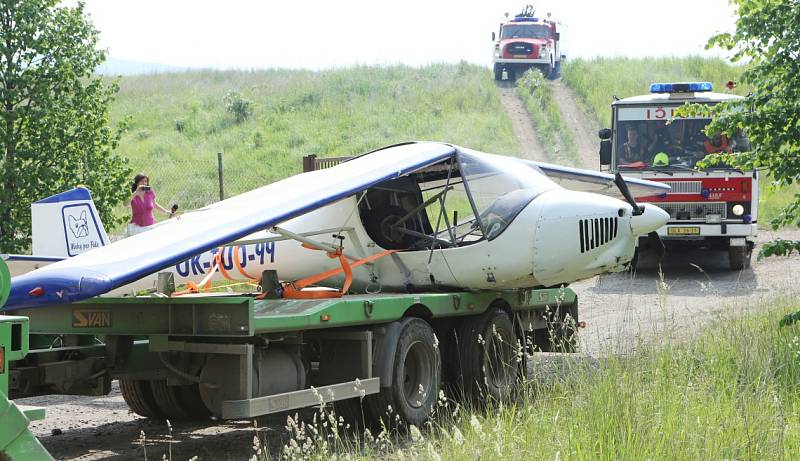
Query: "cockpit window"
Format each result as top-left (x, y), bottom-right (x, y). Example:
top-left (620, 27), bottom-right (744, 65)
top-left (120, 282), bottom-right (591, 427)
top-left (358, 150), bottom-right (559, 250)
top-left (458, 150), bottom-right (558, 240)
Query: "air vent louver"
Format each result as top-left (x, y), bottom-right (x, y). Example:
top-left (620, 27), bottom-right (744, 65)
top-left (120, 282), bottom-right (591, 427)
top-left (579, 216), bottom-right (618, 253)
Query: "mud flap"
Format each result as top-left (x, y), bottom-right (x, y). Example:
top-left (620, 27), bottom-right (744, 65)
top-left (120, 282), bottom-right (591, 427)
top-left (0, 389), bottom-right (54, 461)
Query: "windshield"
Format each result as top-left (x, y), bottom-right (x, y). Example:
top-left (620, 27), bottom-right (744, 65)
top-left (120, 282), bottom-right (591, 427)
top-left (458, 150), bottom-right (558, 240)
top-left (613, 109), bottom-right (751, 170)
top-left (501, 24), bottom-right (551, 40)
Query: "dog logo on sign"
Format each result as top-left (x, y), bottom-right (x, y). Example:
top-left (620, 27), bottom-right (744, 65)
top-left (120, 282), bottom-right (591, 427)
top-left (68, 210), bottom-right (90, 238)
top-left (62, 204), bottom-right (102, 256)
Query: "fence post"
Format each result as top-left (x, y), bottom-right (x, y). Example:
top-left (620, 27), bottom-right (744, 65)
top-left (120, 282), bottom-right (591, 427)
top-left (302, 154), bottom-right (317, 173)
top-left (217, 152), bottom-right (224, 201)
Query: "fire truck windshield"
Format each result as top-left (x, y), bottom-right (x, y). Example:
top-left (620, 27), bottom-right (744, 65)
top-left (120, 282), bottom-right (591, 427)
top-left (501, 24), bottom-right (551, 39)
top-left (614, 118), bottom-right (751, 170)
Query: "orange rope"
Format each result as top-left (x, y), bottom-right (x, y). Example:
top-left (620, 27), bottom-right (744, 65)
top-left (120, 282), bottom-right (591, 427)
top-left (172, 247), bottom-right (229, 297)
top-left (233, 245), bottom-right (259, 280)
top-left (280, 248), bottom-right (397, 299)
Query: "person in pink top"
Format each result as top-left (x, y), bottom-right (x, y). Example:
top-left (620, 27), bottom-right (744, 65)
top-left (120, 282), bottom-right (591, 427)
top-left (125, 174), bottom-right (173, 236)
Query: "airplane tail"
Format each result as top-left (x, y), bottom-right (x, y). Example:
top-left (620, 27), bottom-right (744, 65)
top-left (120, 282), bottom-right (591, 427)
top-left (31, 187), bottom-right (109, 257)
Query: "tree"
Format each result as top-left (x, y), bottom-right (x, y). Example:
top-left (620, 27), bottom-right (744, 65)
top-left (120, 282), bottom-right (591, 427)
top-left (679, 0), bottom-right (800, 259)
top-left (0, 0), bottom-right (130, 253)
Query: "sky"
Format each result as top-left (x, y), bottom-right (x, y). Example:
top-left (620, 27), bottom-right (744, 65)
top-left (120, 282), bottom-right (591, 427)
top-left (72, 0), bottom-right (739, 70)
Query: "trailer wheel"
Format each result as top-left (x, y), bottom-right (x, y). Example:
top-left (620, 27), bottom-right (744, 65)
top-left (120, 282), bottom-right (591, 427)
top-left (729, 245), bottom-right (752, 270)
top-left (150, 380), bottom-right (208, 420)
top-left (367, 318), bottom-right (440, 426)
top-left (119, 379), bottom-right (164, 419)
top-left (174, 384), bottom-right (211, 419)
top-left (455, 310), bottom-right (517, 403)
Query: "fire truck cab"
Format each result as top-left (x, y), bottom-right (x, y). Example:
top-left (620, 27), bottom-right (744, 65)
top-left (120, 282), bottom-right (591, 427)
top-left (599, 82), bottom-right (757, 270)
top-left (492, 4), bottom-right (563, 81)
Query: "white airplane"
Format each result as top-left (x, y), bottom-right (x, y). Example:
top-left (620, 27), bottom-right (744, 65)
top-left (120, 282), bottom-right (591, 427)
top-left (2, 142), bottom-right (669, 310)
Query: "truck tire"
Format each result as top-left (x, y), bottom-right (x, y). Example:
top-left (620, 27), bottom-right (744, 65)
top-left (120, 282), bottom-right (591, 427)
top-left (493, 63), bottom-right (503, 81)
top-left (119, 379), bottom-right (164, 419)
top-left (550, 60), bottom-right (562, 79)
top-left (729, 245), bottom-right (752, 270)
top-left (366, 318), bottom-right (441, 427)
top-left (545, 58), bottom-right (556, 80)
top-left (150, 380), bottom-right (209, 420)
top-left (628, 247), bottom-right (640, 273)
top-left (454, 309), bottom-right (516, 403)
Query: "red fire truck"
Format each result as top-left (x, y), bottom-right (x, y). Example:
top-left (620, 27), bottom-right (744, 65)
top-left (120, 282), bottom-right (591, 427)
top-left (491, 4), bottom-right (563, 81)
top-left (598, 82), bottom-right (757, 270)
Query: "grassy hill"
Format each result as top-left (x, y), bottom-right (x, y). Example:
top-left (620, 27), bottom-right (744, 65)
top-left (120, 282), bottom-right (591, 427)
top-left (561, 56), bottom-right (748, 127)
top-left (109, 63), bottom-right (517, 212)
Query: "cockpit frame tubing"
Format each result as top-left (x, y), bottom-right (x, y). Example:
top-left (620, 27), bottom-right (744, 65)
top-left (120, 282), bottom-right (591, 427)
top-left (455, 152), bottom-right (488, 237)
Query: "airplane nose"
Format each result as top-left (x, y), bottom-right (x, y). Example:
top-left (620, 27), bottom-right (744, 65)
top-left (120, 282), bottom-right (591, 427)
top-left (629, 204), bottom-right (669, 236)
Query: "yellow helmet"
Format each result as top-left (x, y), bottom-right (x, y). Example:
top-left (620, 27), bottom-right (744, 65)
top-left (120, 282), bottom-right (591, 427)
top-left (653, 152), bottom-right (669, 166)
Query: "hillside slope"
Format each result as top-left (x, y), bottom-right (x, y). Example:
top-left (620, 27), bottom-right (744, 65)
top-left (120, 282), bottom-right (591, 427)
top-left (109, 64), bottom-right (517, 210)
top-left (561, 56), bottom-right (747, 127)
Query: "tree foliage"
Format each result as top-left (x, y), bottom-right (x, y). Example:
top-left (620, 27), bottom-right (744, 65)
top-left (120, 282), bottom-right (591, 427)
top-left (679, 0), bottom-right (800, 258)
top-left (0, 0), bottom-right (130, 253)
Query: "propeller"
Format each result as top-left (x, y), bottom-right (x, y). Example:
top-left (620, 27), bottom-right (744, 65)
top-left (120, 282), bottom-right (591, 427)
top-left (614, 172), bottom-right (666, 263)
top-left (613, 172), bottom-right (644, 216)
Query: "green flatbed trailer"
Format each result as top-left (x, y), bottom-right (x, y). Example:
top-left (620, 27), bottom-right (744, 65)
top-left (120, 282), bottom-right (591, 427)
top-left (0, 259), bottom-right (579, 459)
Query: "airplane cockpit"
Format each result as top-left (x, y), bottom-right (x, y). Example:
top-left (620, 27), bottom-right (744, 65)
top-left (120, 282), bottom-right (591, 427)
top-left (357, 149), bottom-right (559, 251)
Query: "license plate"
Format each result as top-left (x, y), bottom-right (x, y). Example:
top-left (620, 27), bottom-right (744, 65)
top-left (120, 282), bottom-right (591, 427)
top-left (667, 226), bottom-right (701, 236)
top-left (512, 54), bottom-right (527, 58)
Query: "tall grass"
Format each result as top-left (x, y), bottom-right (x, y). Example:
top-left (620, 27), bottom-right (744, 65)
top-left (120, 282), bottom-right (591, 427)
top-left (108, 63), bottom-right (516, 213)
top-left (258, 295), bottom-right (800, 460)
top-left (516, 70), bottom-right (580, 166)
top-left (561, 56), bottom-right (748, 128)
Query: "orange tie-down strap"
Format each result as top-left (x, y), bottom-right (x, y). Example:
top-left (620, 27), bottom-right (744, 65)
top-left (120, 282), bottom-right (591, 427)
top-left (172, 247), bottom-right (231, 296)
top-left (172, 245), bottom-right (397, 299)
top-left (276, 248), bottom-right (398, 300)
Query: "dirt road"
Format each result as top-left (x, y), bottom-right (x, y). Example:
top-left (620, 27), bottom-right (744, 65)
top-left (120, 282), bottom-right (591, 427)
top-left (548, 80), bottom-right (601, 169)
top-left (496, 82), bottom-right (548, 162)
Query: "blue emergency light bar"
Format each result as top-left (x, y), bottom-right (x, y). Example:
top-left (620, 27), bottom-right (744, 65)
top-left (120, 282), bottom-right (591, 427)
top-left (512, 16), bottom-right (538, 22)
top-left (650, 82), bottom-right (713, 93)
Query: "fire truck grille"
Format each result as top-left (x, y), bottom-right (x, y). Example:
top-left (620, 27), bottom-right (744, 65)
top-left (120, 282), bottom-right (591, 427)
top-left (506, 42), bottom-right (534, 56)
top-left (657, 202), bottom-right (727, 220)
top-left (579, 217), bottom-right (618, 253)
top-left (664, 181), bottom-right (702, 194)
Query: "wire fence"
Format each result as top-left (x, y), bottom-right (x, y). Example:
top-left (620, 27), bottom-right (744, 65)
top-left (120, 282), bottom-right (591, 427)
top-left (109, 152), bottom-right (356, 240)
top-left (110, 151), bottom-right (265, 239)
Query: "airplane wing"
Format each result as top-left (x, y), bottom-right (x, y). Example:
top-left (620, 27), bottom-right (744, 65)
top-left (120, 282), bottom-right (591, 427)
top-left (5, 142), bottom-right (457, 310)
top-left (515, 159), bottom-right (670, 198)
top-left (1, 254), bottom-right (65, 277)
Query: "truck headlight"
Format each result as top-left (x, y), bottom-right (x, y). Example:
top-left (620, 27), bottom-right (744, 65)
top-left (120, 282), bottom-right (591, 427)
top-left (732, 204), bottom-right (745, 216)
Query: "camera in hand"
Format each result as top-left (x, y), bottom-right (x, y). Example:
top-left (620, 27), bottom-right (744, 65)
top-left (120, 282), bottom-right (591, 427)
top-left (141, 185), bottom-right (152, 192)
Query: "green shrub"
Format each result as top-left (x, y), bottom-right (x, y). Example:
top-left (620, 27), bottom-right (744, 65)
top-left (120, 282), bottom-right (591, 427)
top-left (224, 90), bottom-right (253, 123)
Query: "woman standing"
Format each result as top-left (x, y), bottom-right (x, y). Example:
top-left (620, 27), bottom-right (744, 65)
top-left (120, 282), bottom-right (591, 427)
top-left (126, 174), bottom-right (172, 236)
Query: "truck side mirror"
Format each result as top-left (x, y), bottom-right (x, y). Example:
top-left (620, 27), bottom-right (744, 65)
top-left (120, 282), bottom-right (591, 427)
top-left (555, 32), bottom-right (560, 41)
top-left (492, 32), bottom-right (496, 41)
top-left (599, 140), bottom-right (612, 166)
top-left (598, 128), bottom-right (612, 166)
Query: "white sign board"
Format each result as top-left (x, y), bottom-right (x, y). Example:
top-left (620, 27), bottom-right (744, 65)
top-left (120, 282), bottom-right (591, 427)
top-left (617, 106), bottom-right (710, 121)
